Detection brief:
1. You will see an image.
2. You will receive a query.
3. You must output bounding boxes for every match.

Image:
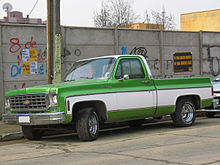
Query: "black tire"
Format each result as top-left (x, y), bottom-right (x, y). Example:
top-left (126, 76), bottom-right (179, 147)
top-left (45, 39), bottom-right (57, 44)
top-left (22, 126), bottom-right (43, 140)
top-left (76, 108), bottom-right (99, 141)
top-left (205, 112), bottom-right (215, 118)
top-left (128, 119), bottom-right (145, 127)
top-left (171, 98), bottom-right (196, 127)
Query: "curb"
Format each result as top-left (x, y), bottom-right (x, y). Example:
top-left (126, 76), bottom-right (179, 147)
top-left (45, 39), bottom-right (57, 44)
top-left (0, 132), bottom-right (24, 142)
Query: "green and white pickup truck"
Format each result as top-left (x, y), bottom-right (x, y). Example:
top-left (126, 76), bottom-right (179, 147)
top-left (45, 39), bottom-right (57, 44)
top-left (3, 55), bottom-right (213, 141)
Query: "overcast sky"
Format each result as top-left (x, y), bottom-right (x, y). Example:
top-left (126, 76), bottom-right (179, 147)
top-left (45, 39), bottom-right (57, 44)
top-left (0, 0), bottom-right (220, 29)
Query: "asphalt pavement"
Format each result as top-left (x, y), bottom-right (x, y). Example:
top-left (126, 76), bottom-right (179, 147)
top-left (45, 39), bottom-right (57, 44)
top-left (0, 121), bottom-right (23, 141)
top-left (0, 112), bottom-right (207, 142)
top-left (1, 117), bottom-right (220, 165)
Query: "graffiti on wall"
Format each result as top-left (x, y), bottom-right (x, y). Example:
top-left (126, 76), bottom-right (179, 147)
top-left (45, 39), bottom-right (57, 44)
top-left (10, 63), bottom-right (47, 78)
top-left (14, 82), bottom-right (26, 89)
top-left (62, 47), bottom-right (82, 64)
top-left (13, 81), bottom-right (40, 90)
top-left (9, 36), bottom-right (47, 78)
top-left (121, 46), bottom-right (127, 55)
top-left (63, 48), bottom-right (82, 57)
top-left (130, 47), bottom-right (148, 58)
top-left (121, 46), bottom-right (148, 58)
top-left (121, 46), bottom-right (159, 71)
top-left (204, 45), bottom-right (220, 76)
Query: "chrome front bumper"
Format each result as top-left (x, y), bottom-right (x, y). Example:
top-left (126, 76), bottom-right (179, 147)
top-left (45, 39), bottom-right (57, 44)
top-left (2, 112), bottom-right (65, 125)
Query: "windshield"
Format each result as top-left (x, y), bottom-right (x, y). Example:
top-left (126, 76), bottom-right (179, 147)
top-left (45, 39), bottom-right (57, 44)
top-left (64, 57), bottom-right (116, 81)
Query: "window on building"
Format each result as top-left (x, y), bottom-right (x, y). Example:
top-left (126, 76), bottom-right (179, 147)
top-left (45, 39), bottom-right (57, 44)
top-left (173, 52), bottom-right (193, 72)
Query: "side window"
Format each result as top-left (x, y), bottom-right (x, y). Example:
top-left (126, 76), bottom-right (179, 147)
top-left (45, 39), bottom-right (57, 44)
top-left (115, 58), bottom-right (145, 79)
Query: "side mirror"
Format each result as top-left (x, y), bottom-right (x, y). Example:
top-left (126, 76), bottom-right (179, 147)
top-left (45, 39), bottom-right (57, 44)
top-left (118, 74), bottom-right (129, 81)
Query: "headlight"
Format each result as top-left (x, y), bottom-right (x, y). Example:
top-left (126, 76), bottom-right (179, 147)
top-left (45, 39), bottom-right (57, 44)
top-left (5, 97), bottom-right (10, 109)
top-left (48, 93), bottom-right (59, 107)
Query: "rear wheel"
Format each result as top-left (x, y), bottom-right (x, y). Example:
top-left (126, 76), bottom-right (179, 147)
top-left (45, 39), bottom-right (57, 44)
top-left (171, 98), bottom-right (195, 127)
top-left (76, 108), bottom-right (99, 141)
top-left (22, 126), bottom-right (43, 140)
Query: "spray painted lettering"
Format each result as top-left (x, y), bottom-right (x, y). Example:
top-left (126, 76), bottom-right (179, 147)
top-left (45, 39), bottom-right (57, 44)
top-left (63, 47), bottom-right (82, 57)
top-left (121, 46), bottom-right (148, 58)
top-left (10, 65), bottom-right (22, 77)
top-left (14, 82), bottom-right (26, 89)
top-left (25, 36), bottom-right (37, 49)
top-left (10, 63), bottom-right (47, 78)
top-left (121, 46), bottom-right (127, 55)
top-left (9, 38), bottom-right (21, 53)
top-left (130, 47), bottom-right (148, 58)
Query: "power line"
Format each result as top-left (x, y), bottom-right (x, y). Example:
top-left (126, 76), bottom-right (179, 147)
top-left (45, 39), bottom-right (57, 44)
top-left (28, 0), bottom-right (39, 16)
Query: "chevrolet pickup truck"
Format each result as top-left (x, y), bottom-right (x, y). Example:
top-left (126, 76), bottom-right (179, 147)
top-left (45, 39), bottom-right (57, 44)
top-left (2, 55), bottom-right (213, 141)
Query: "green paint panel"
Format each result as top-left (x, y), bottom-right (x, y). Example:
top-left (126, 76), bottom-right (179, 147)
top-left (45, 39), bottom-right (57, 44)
top-left (107, 108), bottom-right (155, 123)
top-left (154, 105), bottom-right (175, 117)
top-left (154, 77), bottom-right (212, 90)
top-left (201, 99), bottom-right (213, 108)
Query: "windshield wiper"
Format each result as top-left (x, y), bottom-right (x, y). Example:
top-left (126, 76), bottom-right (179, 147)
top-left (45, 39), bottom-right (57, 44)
top-left (80, 76), bottom-right (93, 79)
top-left (64, 79), bottom-right (75, 82)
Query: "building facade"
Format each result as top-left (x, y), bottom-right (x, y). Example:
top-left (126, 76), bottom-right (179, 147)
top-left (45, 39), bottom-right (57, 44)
top-left (181, 9), bottom-right (220, 31)
top-left (0, 11), bottom-right (43, 25)
top-left (119, 23), bottom-right (164, 30)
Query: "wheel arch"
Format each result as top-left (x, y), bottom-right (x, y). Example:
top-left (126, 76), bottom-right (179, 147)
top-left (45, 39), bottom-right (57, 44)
top-left (175, 95), bottom-right (201, 110)
top-left (72, 100), bottom-right (108, 123)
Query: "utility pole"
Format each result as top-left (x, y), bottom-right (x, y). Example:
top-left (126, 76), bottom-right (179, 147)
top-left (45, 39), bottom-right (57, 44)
top-left (47, 0), bottom-right (61, 84)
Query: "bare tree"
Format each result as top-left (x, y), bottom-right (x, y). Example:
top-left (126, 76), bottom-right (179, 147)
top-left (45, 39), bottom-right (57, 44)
top-left (143, 10), bottom-right (152, 29)
top-left (144, 7), bottom-right (176, 30)
top-left (94, 2), bottom-right (111, 27)
top-left (94, 0), bottom-right (139, 27)
top-left (143, 10), bottom-right (151, 24)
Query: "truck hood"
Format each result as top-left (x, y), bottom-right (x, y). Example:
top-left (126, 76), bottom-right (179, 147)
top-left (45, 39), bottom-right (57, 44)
top-left (5, 79), bottom-right (108, 96)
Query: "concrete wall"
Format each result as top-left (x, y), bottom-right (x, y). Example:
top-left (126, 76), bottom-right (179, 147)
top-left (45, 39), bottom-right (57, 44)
top-left (1, 24), bottom-right (220, 116)
top-left (0, 24), bottom-right (48, 118)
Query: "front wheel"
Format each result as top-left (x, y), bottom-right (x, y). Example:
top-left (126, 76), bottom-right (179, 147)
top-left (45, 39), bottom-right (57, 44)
top-left (22, 126), bottom-right (43, 140)
top-left (171, 98), bottom-right (195, 127)
top-left (76, 108), bottom-right (99, 141)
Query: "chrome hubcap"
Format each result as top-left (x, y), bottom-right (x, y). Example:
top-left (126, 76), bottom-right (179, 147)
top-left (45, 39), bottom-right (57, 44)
top-left (181, 103), bottom-right (194, 123)
top-left (89, 114), bottom-right (98, 136)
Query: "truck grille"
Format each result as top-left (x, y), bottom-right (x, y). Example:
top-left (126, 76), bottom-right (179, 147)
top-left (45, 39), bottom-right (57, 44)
top-left (9, 94), bottom-right (48, 111)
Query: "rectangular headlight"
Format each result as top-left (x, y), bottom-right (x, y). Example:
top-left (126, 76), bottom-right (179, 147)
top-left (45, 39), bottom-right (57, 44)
top-left (48, 93), bottom-right (59, 107)
top-left (5, 97), bottom-right (10, 109)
